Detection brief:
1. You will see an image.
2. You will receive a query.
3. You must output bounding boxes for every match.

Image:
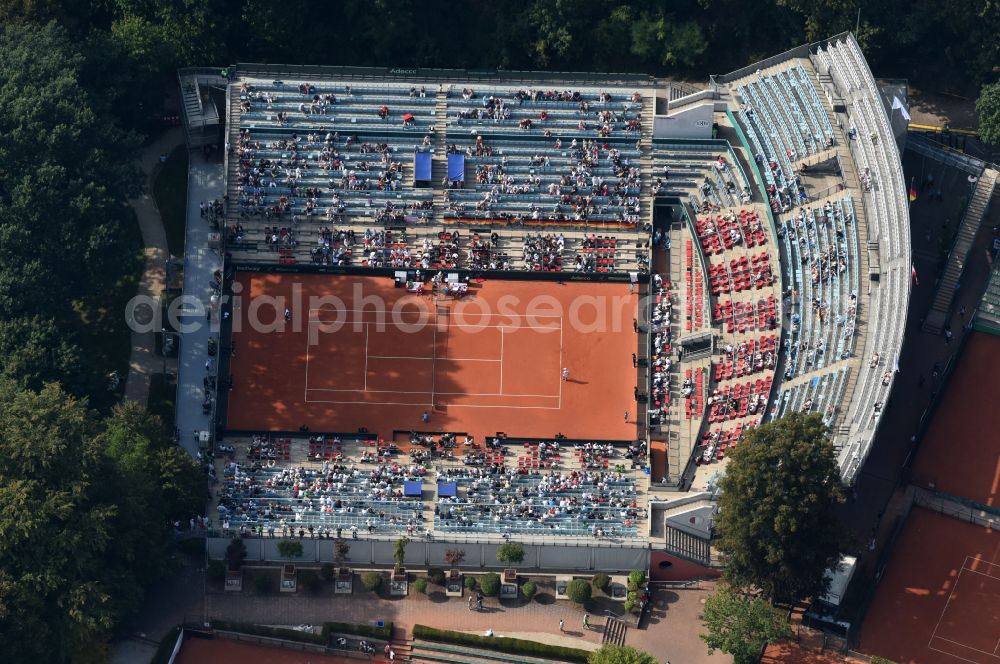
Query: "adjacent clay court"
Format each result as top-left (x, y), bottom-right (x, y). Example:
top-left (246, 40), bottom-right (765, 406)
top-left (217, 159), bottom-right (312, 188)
top-left (911, 332), bottom-right (1000, 509)
top-left (226, 272), bottom-right (639, 441)
top-left (859, 507), bottom-right (1000, 664)
top-left (176, 637), bottom-right (359, 664)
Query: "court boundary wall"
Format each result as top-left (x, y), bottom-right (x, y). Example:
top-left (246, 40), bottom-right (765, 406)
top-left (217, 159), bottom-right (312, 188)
top-left (206, 537), bottom-right (651, 573)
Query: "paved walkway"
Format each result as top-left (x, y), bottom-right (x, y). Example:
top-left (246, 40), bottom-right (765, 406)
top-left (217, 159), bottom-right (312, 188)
top-left (123, 128), bottom-right (184, 406)
top-left (175, 155), bottom-right (224, 457)
top-left (201, 581), bottom-right (726, 664)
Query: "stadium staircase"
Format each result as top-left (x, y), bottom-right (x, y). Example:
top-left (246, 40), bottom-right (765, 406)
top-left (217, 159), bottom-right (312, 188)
top-left (923, 167), bottom-right (998, 334)
top-left (602, 617), bottom-right (628, 647)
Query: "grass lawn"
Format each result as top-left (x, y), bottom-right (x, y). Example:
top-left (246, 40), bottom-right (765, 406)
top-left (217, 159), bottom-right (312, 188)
top-left (154, 144), bottom-right (189, 257)
top-left (148, 372), bottom-right (178, 438)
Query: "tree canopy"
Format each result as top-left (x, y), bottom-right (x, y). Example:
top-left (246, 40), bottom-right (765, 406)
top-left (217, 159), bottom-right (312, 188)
top-left (701, 584), bottom-right (792, 664)
top-left (714, 412), bottom-right (847, 603)
top-left (587, 644), bottom-right (659, 664)
top-left (0, 383), bottom-right (204, 661)
top-left (976, 82), bottom-right (1000, 147)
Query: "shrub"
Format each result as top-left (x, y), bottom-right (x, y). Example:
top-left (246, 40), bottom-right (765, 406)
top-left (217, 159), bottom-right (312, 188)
top-left (496, 542), bottom-right (525, 565)
top-left (426, 567), bottom-right (446, 585)
top-left (592, 573), bottom-right (611, 593)
top-left (361, 571), bottom-right (383, 592)
top-left (321, 621), bottom-right (394, 641)
top-left (870, 659), bottom-right (898, 664)
top-left (624, 591), bottom-right (638, 613)
top-left (254, 572), bottom-right (272, 594)
top-left (567, 579), bottom-right (592, 604)
top-left (414, 578), bottom-right (428, 594)
top-left (300, 570), bottom-right (321, 593)
top-left (521, 580), bottom-right (538, 600)
top-left (319, 562), bottom-right (335, 582)
top-left (412, 625), bottom-right (589, 662)
top-left (479, 572), bottom-right (501, 597)
top-left (207, 559), bottom-right (226, 584)
top-left (464, 576), bottom-right (477, 590)
top-left (333, 539), bottom-right (350, 564)
top-left (627, 569), bottom-right (646, 591)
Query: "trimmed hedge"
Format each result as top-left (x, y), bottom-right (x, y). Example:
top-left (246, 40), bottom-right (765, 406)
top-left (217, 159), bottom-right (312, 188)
top-left (426, 567), bottom-right (446, 585)
top-left (413, 625), bottom-right (590, 662)
top-left (415, 578), bottom-right (428, 594)
top-left (521, 580), bottom-right (538, 600)
top-left (212, 619), bottom-right (326, 645)
top-left (322, 621), bottom-right (393, 641)
top-left (592, 572), bottom-right (611, 593)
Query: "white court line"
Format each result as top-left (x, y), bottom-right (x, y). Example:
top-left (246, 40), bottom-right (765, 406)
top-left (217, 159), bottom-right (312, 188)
top-left (928, 643), bottom-right (986, 664)
top-left (304, 329), bottom-right (310, 402)
top-left (307, 387), bottom-right (560, 398)
top-left (931, 634), bottom-right (1000, 660)
top-left (960, 567), bottom-right (1000, 582)
top-left (304, 397), bottom-right (559, 410)
top-left (310, 320), bottom-right (559, 331)
top-left (558, 316), bottom-right (564, 410)
top-left (930, 561), bottom-right (966, 650)
top-left (499, 327), bottom-right (504, 395)
top-left (363, 325), bottom-right (369, 391)
top-left (965, 558), bottom-right (1000, 574)
top-left (308, 308), bottom-right (563, 318)
top-left (366, 355), bottom-right (501, 362)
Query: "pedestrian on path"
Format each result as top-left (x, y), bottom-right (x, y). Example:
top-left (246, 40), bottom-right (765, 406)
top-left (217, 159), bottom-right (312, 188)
top-left (384, 644), bottom-right (391, 658)
top-left (559, 619), bottom-right (565, 632)
top-left (583, 614), bottom-right (590, 630)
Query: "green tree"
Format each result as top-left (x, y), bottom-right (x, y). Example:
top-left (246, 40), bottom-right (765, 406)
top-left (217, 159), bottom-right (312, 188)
top-left (361, 571), bottom-right (383, 592)
top-left (496, 541), bottom-right (525, 565)
top-left (521, 580), bottom-right (538, 600)
top-left (977, 82), bottom-right (1000, 146)
top-left (0, 22), bottom-right (140, 320)
top-left (277, 540), bottom-right (304, 560)
top-left (701, 584), bottom-right (792, 664)
top-left (334, 539), bottom-right (350, 565)
top-left (0, 316), bottom-right (88, 394)
top-left (714, 413), bottom-right (846, 603)
top-left (587, 644), bottom-right (659, 664)
top-left (393, 536), bottom-right (410, 571)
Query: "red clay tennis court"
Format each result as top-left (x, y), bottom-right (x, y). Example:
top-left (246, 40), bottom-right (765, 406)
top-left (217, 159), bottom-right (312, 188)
top-left (859, 507), bottom-right (1000, 664)
top-left (911, 332), bottom-right (1000, 508)
top-left (176, 636), bottom-right (369, 664)
top-left (226, 272), bottom-right (638, 441)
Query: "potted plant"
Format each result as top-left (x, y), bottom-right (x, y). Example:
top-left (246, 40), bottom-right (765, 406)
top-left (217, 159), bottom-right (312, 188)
top-left (334, 539), bottom-right (353, 594)
top-left (496, 541), bottom-right (524, 583)
top-left (390, 536), bottom-right (410, 596)
top-left (224, 537), bottom-right (247, 592)
top-left (444, 548), bottom-right (466, 596)
top-left (277, 539), bottom-right (304, 593)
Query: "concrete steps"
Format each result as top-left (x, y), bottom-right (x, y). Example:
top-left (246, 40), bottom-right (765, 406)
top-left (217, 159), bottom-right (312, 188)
top-left (602, 617), bottom-right (628, 647)
top-left (924, 167), bottom-right (998, 333)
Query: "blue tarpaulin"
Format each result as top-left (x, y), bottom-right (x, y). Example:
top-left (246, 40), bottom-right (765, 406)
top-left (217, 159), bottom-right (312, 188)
top-left (414, 152), bottom-right (432, 181)
top-left (437, 481), bottom-right (457, 497)
top-left (447, 154), bottom-right (465, 182)
top-left (403, 481), bottom-right (424, 497)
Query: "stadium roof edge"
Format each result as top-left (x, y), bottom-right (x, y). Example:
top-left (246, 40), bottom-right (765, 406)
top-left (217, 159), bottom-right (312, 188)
top-left (234, 62), bottom-right (657, 85)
